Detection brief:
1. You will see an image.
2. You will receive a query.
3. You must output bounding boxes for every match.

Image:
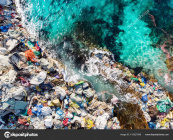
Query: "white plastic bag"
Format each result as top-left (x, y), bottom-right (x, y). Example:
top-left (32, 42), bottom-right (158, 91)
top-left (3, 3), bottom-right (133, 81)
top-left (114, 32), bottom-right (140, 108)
top-left (0, 48), bottom-right (8, 55)
top-left (44, 118), bottom-right (53, 128)
top-left (12, 87), bottom-right (26, 100)
top-left (0, 55), bottom-right (10, 66)
top-left (53, 86), bottom-right (66, 100)
top-left (41, 107), bottom-right (52, 116)
top-left (9, 70), bottom-right (17, 83)
top-left (30, 71), bottom-right (47, 85)
top-left (95, 116), bottom-right (107, 129)
top-left (70, 93), bottom-right (84, 103)
top-left (83, 88), bottom-right (95, 98)
top-left (111, 95), bottom-right (119, 104)
top-left (66, 112), bottom-right (73, 119)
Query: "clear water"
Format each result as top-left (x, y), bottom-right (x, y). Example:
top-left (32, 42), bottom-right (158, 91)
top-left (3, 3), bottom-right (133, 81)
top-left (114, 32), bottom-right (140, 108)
top-left (15, 0), bottom-right (173, 93)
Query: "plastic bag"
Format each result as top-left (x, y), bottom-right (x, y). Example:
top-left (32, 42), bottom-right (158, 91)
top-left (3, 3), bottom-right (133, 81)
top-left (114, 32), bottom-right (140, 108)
top-left (0, 55), bottom-right (10, 66)
top-left (32, 105), bottom-right (43, 116)
top-left (54, 120), bottom-right (63, 129)
top-left (44, 118), bottom-right (53, 128)
top-left (53, 86), bottom-right (66, 100)
top-left (0, 24), bottom-right (12, 32)
top-left (9, 53), bottom-right (25, 69)
top-left (70, 93), bottom-right (84, 103)
top-left (25, 49), bottom-right (37, 62)
top-left (41, 107), bottom-right (52, 116)
top-left (0, 47), bottom-right (8, 55)
top-left (111, 95), bottom-right (119, 104)
top-left (83, 88), bottom-right (95, 98)
top-left (30, 71), bottom-right (47, 85)
top-left (6, 39), bottom-right (18, 52)
top-left (12, 87), bottom-right (26, 100)
top-left (9, 70), bottom-right (17, 83)
top-left (95, 115), bottom-right (108, 129)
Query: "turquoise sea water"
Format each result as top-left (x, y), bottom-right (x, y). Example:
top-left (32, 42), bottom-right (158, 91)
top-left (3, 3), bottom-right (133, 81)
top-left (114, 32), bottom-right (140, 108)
top-left (15, 0), bottom-right (173, 93)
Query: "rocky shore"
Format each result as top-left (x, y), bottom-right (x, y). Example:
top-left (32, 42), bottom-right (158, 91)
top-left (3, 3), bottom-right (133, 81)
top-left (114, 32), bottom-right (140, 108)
top-left (0, 0), bottom-right (173, 129)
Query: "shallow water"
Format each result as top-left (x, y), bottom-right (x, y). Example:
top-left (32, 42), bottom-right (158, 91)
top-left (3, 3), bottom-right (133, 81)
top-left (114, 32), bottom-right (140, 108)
top-left (15, 0), bottom-right (173, 93)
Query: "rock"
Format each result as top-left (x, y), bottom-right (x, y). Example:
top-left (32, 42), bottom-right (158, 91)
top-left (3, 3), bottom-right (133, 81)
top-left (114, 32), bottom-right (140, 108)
top-left (148, 106), bottom-right (158, 121)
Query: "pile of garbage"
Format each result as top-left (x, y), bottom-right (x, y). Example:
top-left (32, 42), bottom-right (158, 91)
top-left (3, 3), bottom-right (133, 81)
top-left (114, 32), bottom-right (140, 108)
top-left (0, 0), bottom-right (173, 130)
top-left (0, 0), bottom-right (121, 129)
top-left (86, 50), bottom-right (173, 129)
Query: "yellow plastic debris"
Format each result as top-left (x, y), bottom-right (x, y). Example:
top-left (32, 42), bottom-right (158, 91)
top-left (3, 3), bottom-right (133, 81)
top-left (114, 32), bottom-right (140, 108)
top-left (140, 82), bottom-right (145, 87)
top-left (69, 102), bottom-right (80, 109)
top-left (86, 119), bottom-right (94, 129)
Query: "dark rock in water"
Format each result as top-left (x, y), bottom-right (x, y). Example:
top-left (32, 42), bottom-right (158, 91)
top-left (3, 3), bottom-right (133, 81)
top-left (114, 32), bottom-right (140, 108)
top-left (114, 103), bottom-right (149, 129)
top-left (148, 106), bottom-right (158, 122)
top-left (131, 67), bottom-right (143, 76)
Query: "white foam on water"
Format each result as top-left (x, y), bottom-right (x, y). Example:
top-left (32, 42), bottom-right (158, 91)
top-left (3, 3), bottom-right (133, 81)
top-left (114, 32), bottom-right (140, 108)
top-left (14, 0), bottom-right (38, 37)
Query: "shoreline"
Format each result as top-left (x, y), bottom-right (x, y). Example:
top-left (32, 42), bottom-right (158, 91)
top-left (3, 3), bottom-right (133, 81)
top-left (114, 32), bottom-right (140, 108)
top-left (0, 0), bottom-right (173, 129)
